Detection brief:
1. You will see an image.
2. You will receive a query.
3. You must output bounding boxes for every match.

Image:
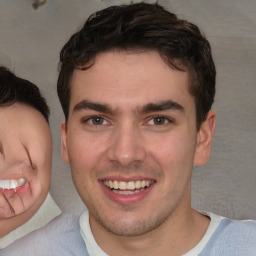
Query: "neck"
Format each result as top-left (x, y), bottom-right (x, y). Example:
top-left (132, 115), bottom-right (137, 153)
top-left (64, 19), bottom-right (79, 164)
top-left (90, 207), bottom-right (210, 256)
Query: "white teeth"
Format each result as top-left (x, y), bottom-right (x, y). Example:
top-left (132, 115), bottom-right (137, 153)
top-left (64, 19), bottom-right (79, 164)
top-left (127, 181), bottom-right (135, 190)
top-left (0, 178), bottom-right (27, 190)
top-left (135, 180), bottom-right (141, 189)
top-left (17, 178), bottom-right (26, 186)
top-left (113, 189), bottom-right (142, 195)
top-left (109, 180), bottom-right (114, 189)
top-left (113, 180), bottom-right (119, 189)
top-left (103, 179), bottom-right (153, 191)
top-left (119, 181), bottom-right (126, 190)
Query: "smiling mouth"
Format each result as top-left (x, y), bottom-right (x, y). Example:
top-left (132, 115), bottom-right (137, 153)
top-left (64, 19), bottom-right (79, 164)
top-left (102, 180), bottom-right (154, 195)
top-left (0, 178), bottom-right (27, 191)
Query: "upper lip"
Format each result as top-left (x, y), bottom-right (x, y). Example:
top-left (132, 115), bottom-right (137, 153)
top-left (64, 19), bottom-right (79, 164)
top-left (0, 172), bottom-right (32, 183)
top-left (0, 174), bottom-right (27, 180)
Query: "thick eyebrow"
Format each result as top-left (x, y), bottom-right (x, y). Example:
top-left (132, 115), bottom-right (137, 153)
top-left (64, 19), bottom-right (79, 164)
top-left (73, 100), bottom-right (116, 115)
top-left (72, 99), bottom-right (184, 116)
top-left (141, 100), bottom-right (184, 114)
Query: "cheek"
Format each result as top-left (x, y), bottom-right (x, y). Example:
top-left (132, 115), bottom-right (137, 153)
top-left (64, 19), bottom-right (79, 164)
top-left (148, 134), bottom-right (191, 164)
top-left (41, 151), bottom-right (52, 184)
top-left (147, 132), bottom-right (196, 188)
top-left (30, 149), bottom-right (52, 194)
top-left (68, 135), bottom-right (104, 171)
top-left (33, 142), bottom-right (52, 172)
top-left (151, 134), bottom-right (194, 192)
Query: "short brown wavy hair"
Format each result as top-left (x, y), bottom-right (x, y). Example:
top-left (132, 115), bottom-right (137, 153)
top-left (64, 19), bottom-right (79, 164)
top-left (57, 2), bottom-right (215, 129)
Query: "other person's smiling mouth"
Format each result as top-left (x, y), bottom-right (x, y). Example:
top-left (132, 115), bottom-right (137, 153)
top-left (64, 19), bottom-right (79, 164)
top-left (0, 178), bottom-right (27, 191)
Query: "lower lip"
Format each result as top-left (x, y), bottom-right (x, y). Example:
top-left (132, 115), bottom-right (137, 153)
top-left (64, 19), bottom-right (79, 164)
top-left (0, 181), bottom-right (29, 196)
top-left (100, 181), bottom-right (154, 205)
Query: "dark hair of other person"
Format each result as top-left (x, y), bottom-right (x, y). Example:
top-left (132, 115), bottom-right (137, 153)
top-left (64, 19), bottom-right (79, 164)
top-left (0, 66), bottom-right (50, 123)
top-left (57, 2), bottom-right (216, 130)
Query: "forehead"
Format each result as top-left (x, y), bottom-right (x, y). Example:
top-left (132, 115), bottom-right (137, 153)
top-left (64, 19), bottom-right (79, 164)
top-left (0, 103), bottom-right (49, 137)
top-left (69, 50), bottom-right (193, 112)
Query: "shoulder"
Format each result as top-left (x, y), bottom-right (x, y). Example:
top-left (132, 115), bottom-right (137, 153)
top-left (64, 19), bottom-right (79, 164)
top-left (0, 213), bottom-right (89, 256)
top-left (217, 217), bottom-right (256, 240)
top-left (200, 215), bottom-right (256, 256)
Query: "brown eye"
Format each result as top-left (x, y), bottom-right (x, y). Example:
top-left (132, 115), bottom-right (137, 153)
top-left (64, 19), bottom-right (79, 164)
top-left (84, 116), bottom-right (109, 126)
top-left (148, 116), bottom-right (170, 126)
top-left (91, 117), bottom-right (105, 125)
top-left (153, 117), bottom-right (167, 125)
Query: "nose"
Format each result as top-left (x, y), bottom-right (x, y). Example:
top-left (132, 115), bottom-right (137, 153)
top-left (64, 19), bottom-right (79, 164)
top-left (106, 123), bottom-right (147, 167)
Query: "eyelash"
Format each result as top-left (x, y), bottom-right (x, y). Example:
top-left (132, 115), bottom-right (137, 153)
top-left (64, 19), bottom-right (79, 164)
top-left (82, 115), bottom-right (173, 127)
top-left (146, 116), bottom-right (174, 127)
top-left (82, 116), bottom-right (110, 126)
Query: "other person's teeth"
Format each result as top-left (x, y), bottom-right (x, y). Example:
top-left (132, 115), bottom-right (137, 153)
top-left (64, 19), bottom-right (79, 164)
top-left (0, 178), bottom-right (27, 189)
top-left (103, 180), bottom-right (152, 190)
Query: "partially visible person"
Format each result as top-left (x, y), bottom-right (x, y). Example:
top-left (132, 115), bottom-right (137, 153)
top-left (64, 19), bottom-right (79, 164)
top-left (57, 3), bottom-right (256, 256)
top-left (0, 66), bottom-right (61, 248)
top-left (0, 66), bottom-right (87, 256)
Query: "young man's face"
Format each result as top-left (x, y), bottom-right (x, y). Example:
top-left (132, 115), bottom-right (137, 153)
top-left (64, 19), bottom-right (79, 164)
top-left (0, 103), bottom-right (51, 221)
top-left (61, 51), bottom-right (215, 236)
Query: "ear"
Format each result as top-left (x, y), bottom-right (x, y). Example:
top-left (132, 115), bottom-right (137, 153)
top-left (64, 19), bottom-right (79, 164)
top-left (194, 110), bottom-right (216, 166)
top-left (60, 122), bottom-right (70, 163)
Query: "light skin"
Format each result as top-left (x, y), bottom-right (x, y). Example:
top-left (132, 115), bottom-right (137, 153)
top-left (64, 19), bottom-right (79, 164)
top-left (61, 50), bottom-right (216, 255)
top-left (0, 103), bottom-right (52, 237)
